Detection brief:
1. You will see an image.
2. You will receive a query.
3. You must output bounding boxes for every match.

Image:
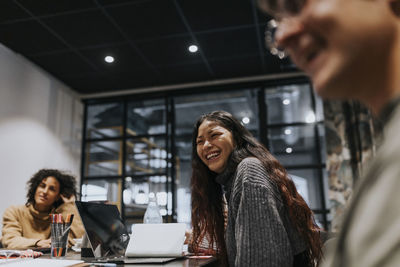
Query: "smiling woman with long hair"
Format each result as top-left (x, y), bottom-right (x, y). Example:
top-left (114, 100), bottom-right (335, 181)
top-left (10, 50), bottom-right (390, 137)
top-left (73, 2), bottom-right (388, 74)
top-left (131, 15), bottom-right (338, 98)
top-left (190, 111), bottom-right (322, 267)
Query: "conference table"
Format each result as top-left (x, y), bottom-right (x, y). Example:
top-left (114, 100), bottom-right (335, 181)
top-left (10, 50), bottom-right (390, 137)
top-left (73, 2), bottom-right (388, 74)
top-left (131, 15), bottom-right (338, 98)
top-left (49, 252), bottom-right (219, 267)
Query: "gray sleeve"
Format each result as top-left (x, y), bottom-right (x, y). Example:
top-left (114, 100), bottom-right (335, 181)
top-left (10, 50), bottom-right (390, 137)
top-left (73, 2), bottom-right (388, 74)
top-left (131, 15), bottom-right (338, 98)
top-left (232, 160), bottom-right (293, 267)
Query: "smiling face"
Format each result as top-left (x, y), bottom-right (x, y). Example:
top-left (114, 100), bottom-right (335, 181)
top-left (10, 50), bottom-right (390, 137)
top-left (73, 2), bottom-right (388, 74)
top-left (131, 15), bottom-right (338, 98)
top-left (273, 0), bottom-right (397, 107)
top-left (34, 176), bottom-right (61, 212)
top-left (196, 120), bottom-right (235, 174)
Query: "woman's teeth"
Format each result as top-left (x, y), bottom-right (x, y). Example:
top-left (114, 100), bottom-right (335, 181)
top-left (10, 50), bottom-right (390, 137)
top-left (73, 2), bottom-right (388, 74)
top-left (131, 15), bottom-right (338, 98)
top-left (206, 152), bottom-right (220, 160)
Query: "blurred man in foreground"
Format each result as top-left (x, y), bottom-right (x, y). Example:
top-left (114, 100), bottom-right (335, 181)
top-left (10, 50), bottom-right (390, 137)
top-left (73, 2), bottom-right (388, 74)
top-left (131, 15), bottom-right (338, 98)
top-left (258, 0), bottom-right (400, 266)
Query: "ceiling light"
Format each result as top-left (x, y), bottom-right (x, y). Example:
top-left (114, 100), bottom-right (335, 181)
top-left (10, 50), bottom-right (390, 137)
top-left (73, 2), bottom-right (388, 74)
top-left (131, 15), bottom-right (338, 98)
top-left (285, 147), bottom-right (293, 154)
top-left (242, 117), bottom-right (250, 124)
top-left (104, 55), bottom-right (114, 63)
top-left (284, 129), bottom-right (292, 135)
top-left (188, 45), bottom-right (198, 53)
top-left (282, 99), bottom-right (290, 105)
top-left (305, 111), bottom-right (316, 123)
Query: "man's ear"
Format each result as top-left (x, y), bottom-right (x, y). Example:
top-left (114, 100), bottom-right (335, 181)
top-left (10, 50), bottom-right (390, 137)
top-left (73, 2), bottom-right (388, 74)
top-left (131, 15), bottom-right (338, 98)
top-left (390, 0), bottom-right (400, 17)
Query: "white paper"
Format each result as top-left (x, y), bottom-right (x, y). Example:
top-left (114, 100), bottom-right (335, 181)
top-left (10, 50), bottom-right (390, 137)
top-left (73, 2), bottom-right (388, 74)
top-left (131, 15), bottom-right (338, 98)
top-left (0, 258), bottom-right (83, 266)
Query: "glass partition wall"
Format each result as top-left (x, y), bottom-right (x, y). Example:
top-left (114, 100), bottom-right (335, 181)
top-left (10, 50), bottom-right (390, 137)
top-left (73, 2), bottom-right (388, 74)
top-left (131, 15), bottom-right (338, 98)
top-left (80, 79), bottom-right (330, 230)
top-left (81, 98), bottom-right (172, 229)
top-left (264, 84), bottom-right (329, 227)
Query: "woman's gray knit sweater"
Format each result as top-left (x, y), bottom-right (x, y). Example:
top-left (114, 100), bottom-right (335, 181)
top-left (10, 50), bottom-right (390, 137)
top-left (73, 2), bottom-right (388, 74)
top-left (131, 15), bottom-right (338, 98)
top-left (215, 157), bottom-right (307, 267)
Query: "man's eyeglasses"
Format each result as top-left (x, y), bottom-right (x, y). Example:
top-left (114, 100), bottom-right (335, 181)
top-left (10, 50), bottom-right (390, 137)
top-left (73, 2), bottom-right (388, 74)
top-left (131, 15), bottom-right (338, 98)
top-left (264, 19), bottom-right (286, 59)
top-left (262, 0), bottom-right (309, 59)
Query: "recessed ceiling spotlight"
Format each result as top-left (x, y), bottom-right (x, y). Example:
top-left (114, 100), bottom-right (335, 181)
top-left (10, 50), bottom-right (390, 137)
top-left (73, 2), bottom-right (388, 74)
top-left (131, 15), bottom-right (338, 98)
top-left (284, 129), bottom-right (292, 135)
top-left (282, 99), bottom-right (290, 105)
top-left (242, 116), bottom-right (250, 124)
top-left (305, 111), bottom-right (316, 123)
top-left (285, 147), bottom-right (293, 154)
top-left (104, 55), bottom-right (114, 63)
top-left (188, 45), bottom-right (198, 53)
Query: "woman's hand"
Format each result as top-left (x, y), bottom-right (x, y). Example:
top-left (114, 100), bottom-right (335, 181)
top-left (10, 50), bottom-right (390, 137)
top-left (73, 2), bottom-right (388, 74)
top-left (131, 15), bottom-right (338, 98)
top-left (184, 229), bottom-right (192, 245)
top-left (60, 194), bottom-right (76, 203)
top-left (36, 239), bottom-right (51, 248)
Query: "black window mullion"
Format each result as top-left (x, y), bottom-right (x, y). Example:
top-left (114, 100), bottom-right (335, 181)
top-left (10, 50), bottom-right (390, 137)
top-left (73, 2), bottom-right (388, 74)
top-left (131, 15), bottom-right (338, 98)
top-left (285, 164), bottom-right (326, 170)
top-left (257, 87), bottom-right (268, 148)
top-left (120, 100), bottom-right (128, 220)
top-left (168, 97), bottom-right (177, 222)
top-left (80, 101), bottom-right (89, 200)
top-left (165, 96), bottom-right (171, 221)
top-left (314, 125), bottom-right (328, 229)
top-left (83, 175), bottom-right (123, 180)
top-left (309, 85), bottom-right (329, 229)
top-left (268, 121), bottom-right (324, 128)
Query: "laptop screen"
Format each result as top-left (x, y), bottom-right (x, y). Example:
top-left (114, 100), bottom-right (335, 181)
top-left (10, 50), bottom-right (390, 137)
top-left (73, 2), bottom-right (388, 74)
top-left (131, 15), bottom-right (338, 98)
top-left (75, 201), bottom-right (130, 258)
top-left (126, 223), bottom-right (186, 257)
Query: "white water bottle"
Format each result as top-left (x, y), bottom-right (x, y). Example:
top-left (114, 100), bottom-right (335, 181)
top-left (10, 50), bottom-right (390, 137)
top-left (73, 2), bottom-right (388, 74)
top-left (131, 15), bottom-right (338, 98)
top-left (143, 192), bottom-right (163, 224)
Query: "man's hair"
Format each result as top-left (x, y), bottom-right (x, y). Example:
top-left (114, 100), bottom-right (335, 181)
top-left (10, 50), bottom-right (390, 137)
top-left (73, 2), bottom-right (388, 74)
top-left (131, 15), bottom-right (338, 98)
top-left (257, 0), bottom-right (307, 16)
top-left (258, 0), bottom-right (280, 14)
top-left (25, 169), bottom-right (78, 208)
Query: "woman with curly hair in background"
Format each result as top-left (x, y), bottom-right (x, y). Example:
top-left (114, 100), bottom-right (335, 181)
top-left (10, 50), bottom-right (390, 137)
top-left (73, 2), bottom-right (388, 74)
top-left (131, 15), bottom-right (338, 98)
top-left (2, 169), bottom-right (84, 249)
top-left (190, 111), bottom-right (322, 267)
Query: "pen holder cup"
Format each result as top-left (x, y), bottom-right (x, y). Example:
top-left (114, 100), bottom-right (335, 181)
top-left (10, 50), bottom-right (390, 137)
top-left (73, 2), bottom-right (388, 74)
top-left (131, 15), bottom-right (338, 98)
top-left (51, 222), bottom-right (70, 259)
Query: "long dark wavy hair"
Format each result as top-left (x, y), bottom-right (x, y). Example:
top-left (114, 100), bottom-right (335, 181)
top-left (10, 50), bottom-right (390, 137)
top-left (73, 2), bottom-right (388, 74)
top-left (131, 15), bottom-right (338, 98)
top-left (26, 169), bottom-right (78, 209)
top-left (190, 111), bottom-right (322, 265)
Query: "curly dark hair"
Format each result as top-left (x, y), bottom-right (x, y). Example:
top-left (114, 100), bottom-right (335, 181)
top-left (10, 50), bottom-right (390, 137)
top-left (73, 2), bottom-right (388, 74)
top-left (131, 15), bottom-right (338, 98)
top-left (26, 169), bottom-right (78, 208)
top-left (190, 111), bottom-right (322, 266)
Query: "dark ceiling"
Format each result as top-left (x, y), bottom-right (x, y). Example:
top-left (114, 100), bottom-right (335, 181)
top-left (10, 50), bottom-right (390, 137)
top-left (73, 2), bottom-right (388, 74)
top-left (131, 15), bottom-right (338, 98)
top-left (0, 0), bottom-right (297, 95)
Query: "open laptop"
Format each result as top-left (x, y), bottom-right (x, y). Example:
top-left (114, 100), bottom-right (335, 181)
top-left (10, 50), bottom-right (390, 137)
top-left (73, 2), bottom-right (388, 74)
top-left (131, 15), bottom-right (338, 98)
top-left (74, 201), bottom-right (130, 259)
top-left (126, 223), bottom-right (186, 257)
top-left (75, 201), bottom-right (186, 264)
